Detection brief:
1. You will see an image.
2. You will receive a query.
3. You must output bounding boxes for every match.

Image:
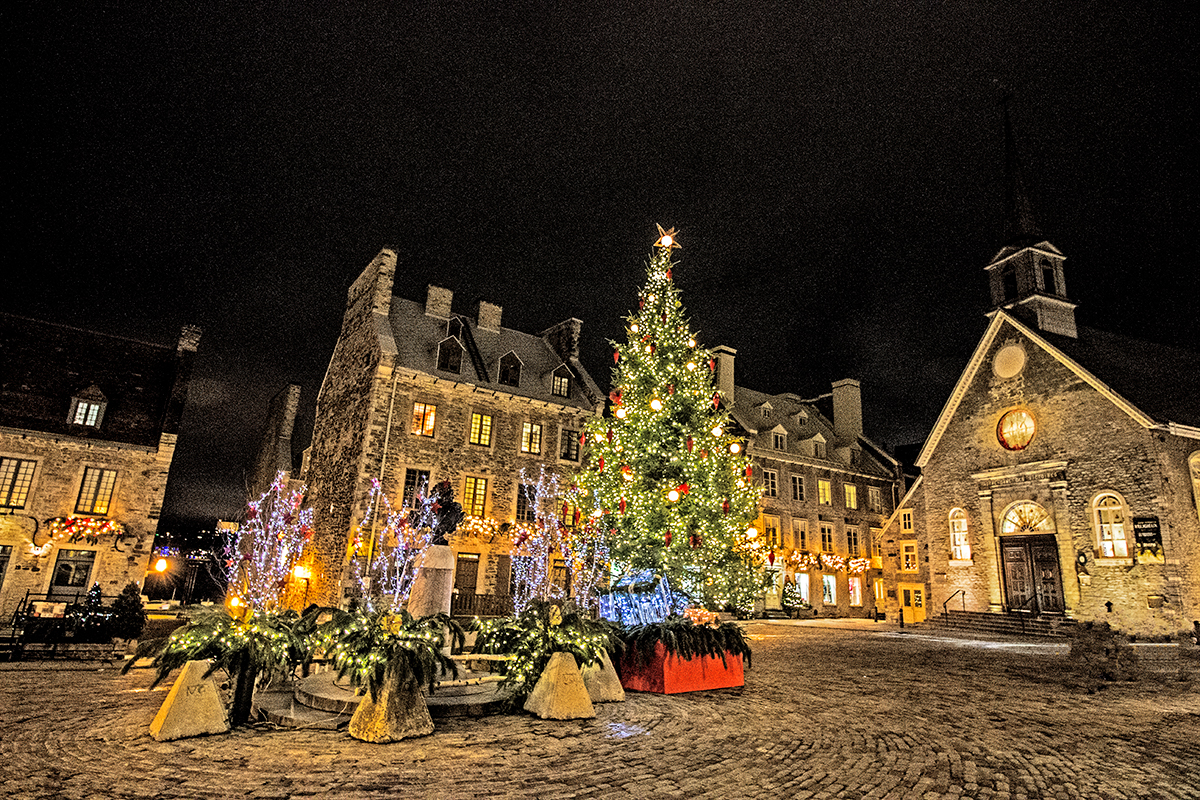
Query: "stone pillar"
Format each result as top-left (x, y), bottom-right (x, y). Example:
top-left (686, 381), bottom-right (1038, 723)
top-left (1050, 479), bottom-right (1079, 615)
top-left (408, 545), bottom-right (456, 618)
top-left (978, 489), bottom-right (1004, 613)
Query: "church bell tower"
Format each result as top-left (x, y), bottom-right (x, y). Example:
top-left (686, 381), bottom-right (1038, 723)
top-left (984, 94), bottom-right (1078, 338)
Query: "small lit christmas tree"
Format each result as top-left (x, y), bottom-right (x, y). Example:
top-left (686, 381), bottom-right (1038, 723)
top-left (577, 226), bottom-right (763, 613)
top-left (224, 471), bottom-right (314, 613)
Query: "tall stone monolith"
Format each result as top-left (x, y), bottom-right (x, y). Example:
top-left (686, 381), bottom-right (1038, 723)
top-left (407, 545), bottom-right (455, 618)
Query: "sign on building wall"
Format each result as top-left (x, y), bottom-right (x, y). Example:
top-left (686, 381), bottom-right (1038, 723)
top-left (1131, 517), bottom-right (1164, 564)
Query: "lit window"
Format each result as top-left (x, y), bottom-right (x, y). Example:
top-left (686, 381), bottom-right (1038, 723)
top-left (462, 476), bottom-right (488, 517)
top-left (997, 408), bottom-right (1036, 451)
top-left (520, 422), bottom-right (542, 454)
top-left (901, 541), bottom-right (918, 572)
top-left (498, 352), bottom-right (521, 387)
top-left (560, 501), bottom-right (578, 528)
top-left (552, 368), bottom-right (572, 398)
top-left (849, 576), bottom-right (863, 607)
top-left (763, 515), bottom-right (780, 547)
top-left (844, 484), bottom-right (857, 509)
top-left (72, 401), bottom-right (104, 427)
top-left (847, 526), bottom-right (860, 557)
top-left (1000, 501), bottom-right (1052, 534)
top-left (818, 480), bottom-right (832, 505)
top-left (76, 467), bottom-right (117, 515)
top-left (900, 509), bottom-right (914, 534)
top-left (820, 523), bottom-right (834, 553)
top-left (791, 475), bottom-right (804, 501)
top-left (411, 403), bottom-right (437, 436)
top-left (437, 337), bottom-right (464, 373)
top-left (1, 458), bottom-right (36, 509)
top-left (868, 486), bottom-right (883, 513)
top-left (559, 428), bottom-right (581, 462)
top-left (469, 412), bottom-right (493, 446)
top-left (870, 528), bottom-right (882, 559)
top-left (1094, 493), bottom-right (1129, 558)
top-left (772, 432), bottom-right (785, 450)
top-left (792, 519), bottom-right (808, 550)
top-left (949, 508), bottom-right (971, 560)
top-left (515, 484), bottom-right (536, 523)
top-left (763, 470), bottom-right (778, 498)
top-left (822, 574), bottom-right (836, 605)
top-left (797, 573), bottom-right (810, 603)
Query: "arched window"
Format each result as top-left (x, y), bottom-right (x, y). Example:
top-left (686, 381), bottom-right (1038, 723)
top-left (1000, 501), bottom-right (1053, 534)
top-left (1189, 452), bottom-right (1200, 523)
top-left (1093, 493), bottom-right (1129, 558)
top-left (949, 508), bottom-right (970, 561)
top-left (437, 337), bottom-right (463, 373)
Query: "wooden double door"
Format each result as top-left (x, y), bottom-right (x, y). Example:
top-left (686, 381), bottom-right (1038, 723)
top-left (1000, 535), bottom-right (1064, 614)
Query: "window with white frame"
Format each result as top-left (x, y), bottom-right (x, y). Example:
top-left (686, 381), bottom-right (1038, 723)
top-left (870, 527), bottom-right (882, 559)
top-left (822, 574), bottom-right (836, 605)
top-left (763, 515), bottom-right (781, 547)
top-left (469, 412), bottom-right (493, 446)
top-left (820, 523), bottom-right (834, 553)
top-left (520, 422), bottom-right (542, 454)
top-left (1, 458), bottom-right (36, 509)
top-left (949, 508), bottom-right (971, 560)
top-left (846, 525), bottom-right (860, 557)
top-left (797, 572), bottom-right (810, 603)
top-left (849, 576), bottom-right (863, 606)
top-left (515, 484), bottom-right (537, 523)
top-left (1093, 493), bottom-right (1129, 558)
top-left (498, 352), bottom-right (522, 387)
top-left (868, 486), bottom-right (883, 513)
top-left (763, 469), bottom-right (778, 498)
top-left (844, 484), bottom-right (857, 509)
top-left (791, 475), bottom-right (804, 501)
top-left (900, 540), bottom-right (918, 572)
top-left (76, 467), bottom-right (117, 515)
top-left (900, 509), bottom-right (914, 534)
top-left (818, 479), bottom-right (832, 505)
top-left (437, 337), bottom-right (464, 373)
top-left (552, 367), bottom-right (572, 397)
top-left (71, 400), bottom-right (105, 427)
top-left (772, 432), bottom-right (785, 450)
top-left (792, 519), bottom-right (808, 550)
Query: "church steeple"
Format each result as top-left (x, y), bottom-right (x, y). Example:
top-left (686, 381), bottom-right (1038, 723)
top-left (985, 91), bottom-right (1078, 338)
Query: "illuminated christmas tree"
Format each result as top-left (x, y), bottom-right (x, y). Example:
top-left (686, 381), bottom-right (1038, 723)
top-left (576, 226), bottom-right (763, 613)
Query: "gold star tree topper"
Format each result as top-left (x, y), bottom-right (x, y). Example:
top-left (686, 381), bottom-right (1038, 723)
top-left (654, 224), bottom-right (681, 249)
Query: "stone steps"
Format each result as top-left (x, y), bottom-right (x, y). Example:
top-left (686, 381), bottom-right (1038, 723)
top-left (253, 666), bottom-right (514, 729)
top-left (919, 611), bottom-right (1077, 639)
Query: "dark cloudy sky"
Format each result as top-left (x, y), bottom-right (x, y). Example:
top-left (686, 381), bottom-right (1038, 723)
top-left (7, 3), bottom-right (1197, 531)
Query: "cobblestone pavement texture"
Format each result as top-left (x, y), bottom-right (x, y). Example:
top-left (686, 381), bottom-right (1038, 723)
top-left (2, 623), bottom-right (1197, 799)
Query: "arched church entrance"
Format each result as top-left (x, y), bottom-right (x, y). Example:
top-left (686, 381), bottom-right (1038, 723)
top-left (998, 501), bottom-right (1064, 614)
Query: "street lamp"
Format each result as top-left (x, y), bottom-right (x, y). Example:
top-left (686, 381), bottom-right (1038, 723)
top-left (293, 564), bottom-right (311, 608)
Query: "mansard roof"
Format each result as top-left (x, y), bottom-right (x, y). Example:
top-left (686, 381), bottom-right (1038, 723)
top-left (387, 297), bottom-right (602, 411)
top-left (916, 310), bottom-right (1200, 467)
top-left (0, 313), bottom-right (197, 447)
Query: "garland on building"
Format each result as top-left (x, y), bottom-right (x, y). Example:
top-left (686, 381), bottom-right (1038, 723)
top-left (576, 226), bottom-right (763, 614)
top-left (43, 516), bottom-right (127, 546)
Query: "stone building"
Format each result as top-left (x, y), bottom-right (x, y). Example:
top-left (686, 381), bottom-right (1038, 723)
top-left (0, 314), bottom-right (200, 617)
top-left (714, 346), bottom-right (905, 618)
top-left (878, 125), bottom-right (1200, 634)
top-left (301, 249), bottom-right (603, 608)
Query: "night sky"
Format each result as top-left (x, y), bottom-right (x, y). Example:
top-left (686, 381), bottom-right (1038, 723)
top-left (8, 3), bottom-right (1197, 532)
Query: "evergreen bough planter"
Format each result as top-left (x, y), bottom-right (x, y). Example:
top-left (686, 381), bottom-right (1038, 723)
top-left (616, 616), bottom-right (751, 694)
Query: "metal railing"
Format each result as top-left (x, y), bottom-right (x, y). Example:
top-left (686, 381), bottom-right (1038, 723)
top-left (450, 593), bottom-right (514, 618)
top-left (943, 589), bottom-right (967, 617)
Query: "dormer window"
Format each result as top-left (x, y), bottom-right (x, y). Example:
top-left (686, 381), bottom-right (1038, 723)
top-left (552, 366), bottom-right (572, 398)
top-left (447, 317), bottom-right (463, 339)
top-left (772, 432), bottom-right (785, 450)
top-left (498, 352), bottom-right (522, 387)
top-left (69, 386), bottom-right (107, 428)
top-left (812, 437), bottom-right (827, 459)
top-left (759, 403), bottom-right (772, 420)
top-left (437, 337), bottom-right (464, 373)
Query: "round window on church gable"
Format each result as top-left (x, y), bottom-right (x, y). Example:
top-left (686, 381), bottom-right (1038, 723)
top-left (997, 408), bottom-right (1036, 451)
top-left (993, 343), bottom-right (1027, 378)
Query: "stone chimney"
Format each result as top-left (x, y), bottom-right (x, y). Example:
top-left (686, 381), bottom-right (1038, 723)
top-left (426, 285), bottom-right (453, 318)
top-left (712, 345), bottom-right (736, 406)
top-left (541, 318), bottom-right (582, 360)
top-left (477, 300), bottom-right (503, 330)
top-left (177, 324), bottom-right (202, 354)
top-left (831, 378), bottom-right (862, 442)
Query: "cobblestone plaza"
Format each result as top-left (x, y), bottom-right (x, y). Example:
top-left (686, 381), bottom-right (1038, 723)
top-left (2, 622), bottom-right (1196, 799)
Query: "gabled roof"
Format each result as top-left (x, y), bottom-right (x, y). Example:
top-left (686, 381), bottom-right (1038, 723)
top-left (387, 297), bottom-right (601, 411)
top-left (916, 311), bottom-right (1200, 467)
top-left (0, 314), bottom-right (194, 447)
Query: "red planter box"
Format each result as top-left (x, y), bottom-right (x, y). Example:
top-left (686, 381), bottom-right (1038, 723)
top-left (616, 641), bottom-right (745, 694)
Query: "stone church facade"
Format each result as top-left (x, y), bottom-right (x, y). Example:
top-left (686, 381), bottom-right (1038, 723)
top-left (300, 249), bottom-right (603, 608)
top-left (878, 164), bottom-right (1200, 634)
